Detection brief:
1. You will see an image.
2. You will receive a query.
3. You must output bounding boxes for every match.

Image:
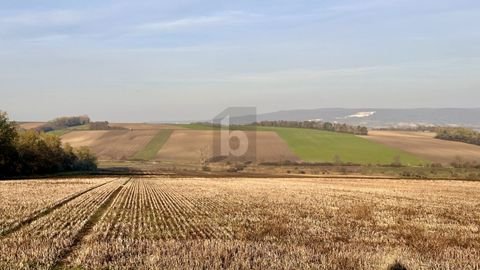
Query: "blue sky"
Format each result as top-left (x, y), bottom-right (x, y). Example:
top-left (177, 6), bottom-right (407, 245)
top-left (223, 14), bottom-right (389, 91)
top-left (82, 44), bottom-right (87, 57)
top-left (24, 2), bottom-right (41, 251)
top-left (1, 0), bottom-right (479, 121)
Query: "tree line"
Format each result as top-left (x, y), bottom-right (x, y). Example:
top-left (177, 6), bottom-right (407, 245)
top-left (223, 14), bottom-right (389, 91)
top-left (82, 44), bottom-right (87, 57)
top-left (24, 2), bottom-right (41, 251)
top-left (35, 116), bottom-right (126, 132)
top-left (1, 112), bottom-right (97, 177)
top-left (435, 127), bottom-right (480, 146)
top-left (255, 121), bottom-right (369, 135)
top-left (36, 115), bottom-right (90, 132)
top-left (88, 121), bottom-right (125, 130)
top-left (376, 125), bottom-right (480, 147)
top-left (375, 125), bottom-right (436, 132)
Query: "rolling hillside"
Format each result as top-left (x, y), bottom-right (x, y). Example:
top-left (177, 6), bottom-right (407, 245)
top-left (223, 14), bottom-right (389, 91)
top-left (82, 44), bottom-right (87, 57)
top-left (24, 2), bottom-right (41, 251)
top-left (258, 127), bottom-right (425, 165)
top-left (365, 131), bottom-right (480, 164)
top-left (16, 122), bottom-right (474, 165)
top-left (61, 130), bottom-right (159, 160)
top-left (156, 130), bottom-right (300, 164)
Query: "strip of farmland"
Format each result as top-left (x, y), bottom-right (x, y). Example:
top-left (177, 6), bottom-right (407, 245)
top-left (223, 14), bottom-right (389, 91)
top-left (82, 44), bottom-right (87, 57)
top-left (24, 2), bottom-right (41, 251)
top-left (156, 130), bottom-right (300, 163)
top-left (132, 130), bottom-right (173, 160)
top-left (365, 130), bottom-right (480, 164)
top-left (61, 130), bottom-right (159, 160)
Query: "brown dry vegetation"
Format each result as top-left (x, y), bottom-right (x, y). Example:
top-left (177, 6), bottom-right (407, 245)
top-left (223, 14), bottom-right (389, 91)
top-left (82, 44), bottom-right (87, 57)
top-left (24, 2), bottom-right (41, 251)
top-left (0, 179), bottom-right (108, 234)
top-left (61, 130), bottom-right (159, 160)
top-left (364, 131), bottom-right (480, 164)
top-left (1, 177), bottom-right (479, 269)
top-left (0, 179), bottom-right (124, 269)
top-left (156, 130), bottom-right (300, 164)
top-left (17, 122), bottom-right (45, 130)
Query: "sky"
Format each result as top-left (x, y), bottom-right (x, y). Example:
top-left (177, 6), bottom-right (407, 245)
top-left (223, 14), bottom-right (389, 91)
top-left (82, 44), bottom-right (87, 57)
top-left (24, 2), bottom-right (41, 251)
top-left (1, 0), bottom-right (479, 122)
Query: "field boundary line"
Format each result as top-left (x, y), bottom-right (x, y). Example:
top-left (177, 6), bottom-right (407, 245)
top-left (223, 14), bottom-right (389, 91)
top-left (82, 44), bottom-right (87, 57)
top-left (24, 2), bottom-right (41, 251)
top-left (131, 129), bottom-right (173, 161)
top-left (0, 179), bottom-right (114, 238)
top-left (52, 177), bottom-right (132, 269)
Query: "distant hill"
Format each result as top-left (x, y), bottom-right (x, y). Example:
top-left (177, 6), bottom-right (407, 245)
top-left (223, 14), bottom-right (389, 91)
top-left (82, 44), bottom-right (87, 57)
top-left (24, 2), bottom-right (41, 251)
top-left (254, 108), bottom-right (480, 128)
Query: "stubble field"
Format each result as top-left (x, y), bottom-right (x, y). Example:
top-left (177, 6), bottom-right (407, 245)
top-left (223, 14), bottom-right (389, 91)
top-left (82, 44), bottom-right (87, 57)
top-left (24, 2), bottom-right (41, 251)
top-left (0, 179), bottom-right (109, 235)
top-left (0, 177), bottom-right (479, 269)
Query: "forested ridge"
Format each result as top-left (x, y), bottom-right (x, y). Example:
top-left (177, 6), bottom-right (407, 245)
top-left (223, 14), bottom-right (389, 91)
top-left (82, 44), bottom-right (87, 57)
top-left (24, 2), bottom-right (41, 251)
top-left (255, 120), bottom-right (369, 135)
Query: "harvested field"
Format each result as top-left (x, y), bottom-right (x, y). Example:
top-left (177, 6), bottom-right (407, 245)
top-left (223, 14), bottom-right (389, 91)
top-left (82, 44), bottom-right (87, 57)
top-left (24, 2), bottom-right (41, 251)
top-left (109, 123), bottom-right (185, 130)
top-left (365, 131), bottom-right (480, 164)
top-left (17, 122), bottom-right (45, 130)
top-left (156, 130), bottom-right (300, 164)
top-left (0, 177), bottom-right (479, 269)
top-left (0, 178), bottom-right (125, 269)
top-left (61, 130), bottom-right (159, 160)
top-left (0, 179), bottom-right (109, 234)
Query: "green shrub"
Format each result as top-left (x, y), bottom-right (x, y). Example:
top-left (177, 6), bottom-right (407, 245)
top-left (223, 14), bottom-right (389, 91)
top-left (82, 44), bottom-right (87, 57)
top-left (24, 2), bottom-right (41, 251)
top-left (0, 111), bottom-right (97, 177)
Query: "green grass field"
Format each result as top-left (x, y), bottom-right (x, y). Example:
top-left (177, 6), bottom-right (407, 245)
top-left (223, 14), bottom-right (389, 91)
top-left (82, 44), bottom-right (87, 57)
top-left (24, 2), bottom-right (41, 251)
top-left (179, 123), bottom-right (258, 131)
top-left (259, 127), bottom-right (425, 165)
top-left (143, 124), bottom-right (426, 165)
top-left (47, 124), bottom-right (91, 137)
top-left (47, 129), bottom-right (71, 137)
top-left (176, 123), bottom-right (218, 130)
top-left (131, 130), bottom-right (173, 160)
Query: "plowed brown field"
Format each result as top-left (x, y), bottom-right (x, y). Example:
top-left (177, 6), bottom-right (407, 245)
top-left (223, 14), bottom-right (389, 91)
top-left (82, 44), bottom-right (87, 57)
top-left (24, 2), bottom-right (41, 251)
top-left (109, 123), bottom-right (185, 130)
top-left (156, 130), bottom-right (300, 163)
top-left (364, 131), bottom-right (480, 164)
top-left (18, 122), bottom-right (45, 130)
top-left (61, 130), bottom-right (159, 160)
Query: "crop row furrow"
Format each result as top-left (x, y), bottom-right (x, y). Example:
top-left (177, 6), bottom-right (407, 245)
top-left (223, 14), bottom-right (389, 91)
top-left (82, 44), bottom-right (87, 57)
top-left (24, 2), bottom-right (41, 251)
top-left (94, 180), bottom-right (131, 241)
top-left (0, 180), bottom-right (112, 237)
top-left (154, 181), bottom-right (232, 239)
top-left (0, 179), bottom-right (123, 270)
top-left (157, 186), bottom-right (213, 239)
top-left (151, 184), bottom-right (185, 238)
top-left (146, 181), bottom-right (173, 239)
top-left (53, 178), bottom-right (130, 269)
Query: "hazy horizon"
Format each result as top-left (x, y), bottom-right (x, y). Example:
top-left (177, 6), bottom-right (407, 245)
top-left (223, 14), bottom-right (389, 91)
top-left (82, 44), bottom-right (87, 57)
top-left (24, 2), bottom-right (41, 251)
top-left (2, 0), bottom-right (480, 122)
top-left (7, 107), bottom-right (480, 123)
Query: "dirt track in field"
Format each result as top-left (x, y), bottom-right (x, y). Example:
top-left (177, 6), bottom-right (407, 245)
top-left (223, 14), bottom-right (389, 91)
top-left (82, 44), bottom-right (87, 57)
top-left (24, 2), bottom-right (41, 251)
top-left (61, 130), bottom-right (159, 160)
top-left (156, 130), bottom-right (300, 164)
top-left (364, 131), bottom-right (480, 164)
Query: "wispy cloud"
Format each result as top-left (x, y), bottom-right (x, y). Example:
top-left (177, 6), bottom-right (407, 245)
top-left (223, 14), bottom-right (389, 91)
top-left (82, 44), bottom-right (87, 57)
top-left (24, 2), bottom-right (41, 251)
top-left (137, 11), bottom-right (261, 32)
top-left (227, 66), bottom-right (395, 83)
top-left (27, 34), bottom-right (71, 44)
top-left (0, 9), bottom-right (83, 26)
top-left (327, 0), bottom-right (403, 12)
